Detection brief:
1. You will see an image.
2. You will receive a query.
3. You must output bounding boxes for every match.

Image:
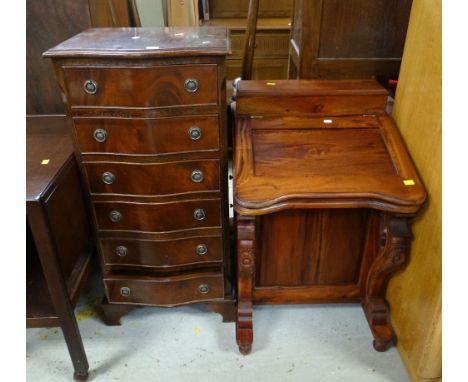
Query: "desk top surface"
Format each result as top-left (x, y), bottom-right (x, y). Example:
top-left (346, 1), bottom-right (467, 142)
top-left (26, 115), bottom-right (74, 202)
top-left (233, 114), bottom-right (426, 215)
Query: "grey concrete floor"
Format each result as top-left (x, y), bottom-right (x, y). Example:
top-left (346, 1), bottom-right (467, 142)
top-left (26, 269), bottom-right (411, 382)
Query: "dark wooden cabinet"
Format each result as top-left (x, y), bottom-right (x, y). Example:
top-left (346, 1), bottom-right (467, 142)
top-left (45, 27), bottom-right (233, 321)
top-left (289, 0), bottom-right (413, 79)
top-left (232, 80), bottom-right (426, 354)
top-left (27, 116), bottom-right (94, 380)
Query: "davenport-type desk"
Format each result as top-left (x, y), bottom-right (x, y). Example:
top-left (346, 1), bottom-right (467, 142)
top-left (232, 80), bottom-right (426, 354)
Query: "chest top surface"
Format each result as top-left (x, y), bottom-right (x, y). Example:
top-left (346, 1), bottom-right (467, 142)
top-left (43, 27), bottom-right (230, 58)
top-left (233, 80), bottom-right (426, 215)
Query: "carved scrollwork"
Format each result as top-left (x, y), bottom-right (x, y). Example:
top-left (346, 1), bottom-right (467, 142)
top-left (366, 214), bottom-right (412, 299)
top-left (236, 215), bottom-right (256, 355)
top-left (363, 213), bottom-right (413, 351)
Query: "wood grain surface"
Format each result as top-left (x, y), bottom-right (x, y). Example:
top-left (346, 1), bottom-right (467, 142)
top-left (62, 64), bottom-right (218, 108)
top-left (83, 159), bottom-right (220, 196)
top-left (100, 235), bottom-right (223, 269)
top-left (233, 79), bottom-right (427, 354)
top-left (73, 115), bottom-right (220, 155)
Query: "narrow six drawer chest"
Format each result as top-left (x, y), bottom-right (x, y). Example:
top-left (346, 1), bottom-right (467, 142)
top-left (44, 27), bottom-right (234, 321)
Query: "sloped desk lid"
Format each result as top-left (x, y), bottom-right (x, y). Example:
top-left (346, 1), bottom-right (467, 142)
top-left (234, 114), bottom-right (426, 215)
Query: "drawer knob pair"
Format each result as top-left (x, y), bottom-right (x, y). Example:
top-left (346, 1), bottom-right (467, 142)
top-left (111, 209), bottom-right (204, 222)
top-left (184, 78), bottom-right (199, 93)
top-left (121, 285), bottom-right (208, 296)
top-left (116, 244), bottom-right (205, 257)
top-left (191, 170), bottom-right (204, 183)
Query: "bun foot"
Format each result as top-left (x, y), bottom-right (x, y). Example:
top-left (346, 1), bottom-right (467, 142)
top-left (373, 339), bottom-right (392, 352)
top-left (73, 371), bottom-right (89, 381)
top-left (239, 344), bottom-right (252, 355)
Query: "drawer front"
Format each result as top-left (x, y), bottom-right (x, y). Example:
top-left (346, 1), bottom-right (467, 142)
top-left (101, 236), bottom-right (222, 268)
top-left (63, 65), bottom-right (218, 107)
top-left (84, 160), bottom-right (220, 196)
top-left (94, 199), bottom-right (221, 232)
top-left (104, 273), bottom-right (224, 306)
top-left (74, 116), bottom-right (219, 155)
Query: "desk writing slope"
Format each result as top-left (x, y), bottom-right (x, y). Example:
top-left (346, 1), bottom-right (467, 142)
top-left (232, 80), bottom-right (426, 355)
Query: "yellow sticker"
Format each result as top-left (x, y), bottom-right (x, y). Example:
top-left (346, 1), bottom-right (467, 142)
top-left (403, 179), bottom-right (415, 186)
top-left (194, 327), bottom-right (201, 335)
top-left (266, 82), bottom-right (277, 86)
top-left (41, 159), bottom-right (50, 165)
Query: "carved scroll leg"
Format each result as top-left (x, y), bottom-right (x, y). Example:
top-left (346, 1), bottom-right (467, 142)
top-left (236, 216), bottom-right (256, 355)
top-left (363, 214), bottom-right (412, 352)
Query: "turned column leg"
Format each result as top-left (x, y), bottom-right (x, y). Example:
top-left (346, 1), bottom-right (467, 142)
top-left (363, 213), bottom-right (412, 351)
top-left (236, 215), bottom-right (256, 355)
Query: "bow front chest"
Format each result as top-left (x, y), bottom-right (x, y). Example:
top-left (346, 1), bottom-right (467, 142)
top-left (45, 27), bottom-right (233, 318)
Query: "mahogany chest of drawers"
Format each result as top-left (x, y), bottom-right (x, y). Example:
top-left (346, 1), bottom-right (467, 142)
top-left (45, 27), bottom-right (233, 316)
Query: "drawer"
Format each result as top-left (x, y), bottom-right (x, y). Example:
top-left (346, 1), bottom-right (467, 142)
top-left (84, 159), bottom-right (220, 196)
top-left (104, 272), bottom-right (224, 306)
top-left (94, 199), bottom-right (221, 232)
top-left (100, 236), bottom-right (222, 268)
top-left (73, 116), bottom-right (220, 155)
top-left (63, 65), bottom-right (218, 107)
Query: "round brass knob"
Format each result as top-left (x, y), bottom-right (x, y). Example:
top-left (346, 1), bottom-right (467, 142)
top-left (109, 210), bottom-right (122, 223)
top-left (115, 246), bottom-right (128, 257)
top-left (120, 287), bottom-right (131, 297)
top-left (102, 172), bottom-right (116, 185)
top-left (188, 126), bottom-right (202, 140)
top-left (193, 208), bottom-right (206, 221)
top-left (198, 284), bottom-right (209, 294)
top-left (93, 129), bottom-right (107, 143)
top-left (191, 170), bottom-right (204, 183)
top-left (196, 244), bottom-right (208, 255)
top-left (84, 80), bottom-right (98, 95)
top-left (184, 78), bottom-right (199, 93)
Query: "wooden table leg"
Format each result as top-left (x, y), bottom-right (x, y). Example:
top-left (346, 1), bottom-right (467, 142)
top-left (363, 213), bottom-right (412, 352)
top-left (236, 215), bottom-right (256, 355)
top-left (28, 203), bottom-right (89, 380)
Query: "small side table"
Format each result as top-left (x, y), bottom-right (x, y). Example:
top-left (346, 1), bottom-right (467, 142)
top-left (232, 80), bottom-right (426, 354)
top-left (27, 115), bottom-right (93, 380)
